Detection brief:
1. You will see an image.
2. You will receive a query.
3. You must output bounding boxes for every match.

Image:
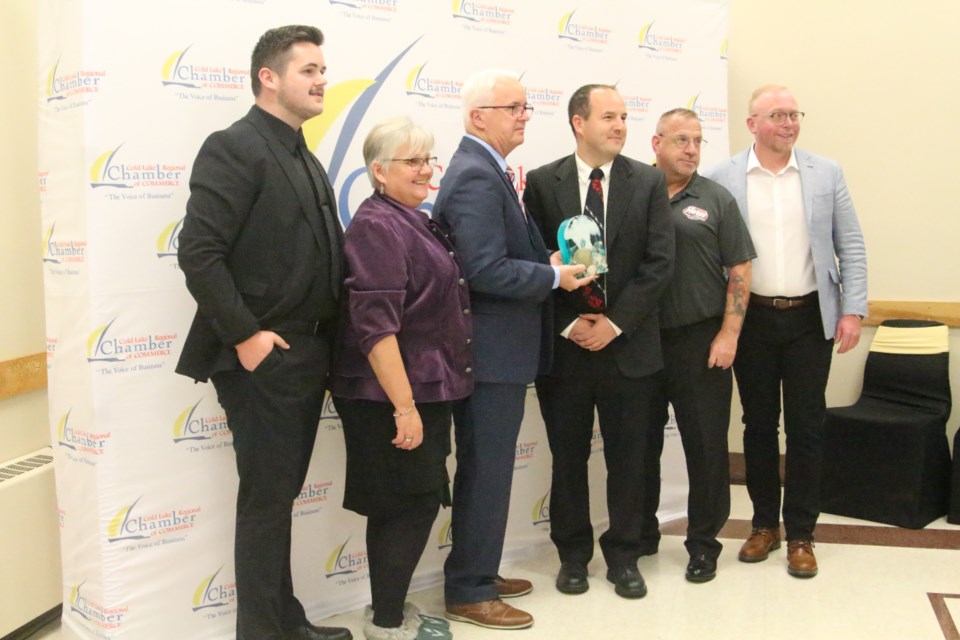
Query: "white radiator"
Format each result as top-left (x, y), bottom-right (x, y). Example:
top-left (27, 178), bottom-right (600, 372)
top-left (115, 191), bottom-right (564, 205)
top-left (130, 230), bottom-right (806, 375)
top-left (0, 447), bottom-right (62, 637)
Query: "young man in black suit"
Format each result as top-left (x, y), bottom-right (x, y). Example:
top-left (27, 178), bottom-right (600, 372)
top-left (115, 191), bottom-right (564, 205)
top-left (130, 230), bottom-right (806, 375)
top-left (176, 25), bottom-right (349, 640)
top-left (523, 84), bottom-right (674, 600)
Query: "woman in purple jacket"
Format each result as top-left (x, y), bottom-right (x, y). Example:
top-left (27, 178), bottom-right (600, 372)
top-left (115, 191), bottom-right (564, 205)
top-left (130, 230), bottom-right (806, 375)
top-left (330, 117), bottom-right (473, 640)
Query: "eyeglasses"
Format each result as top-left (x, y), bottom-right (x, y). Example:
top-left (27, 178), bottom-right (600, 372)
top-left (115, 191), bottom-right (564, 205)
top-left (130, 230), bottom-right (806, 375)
top-left (390, 156), bottom-right (437, 169)
top-left (477, 104), bottom-right (534, 118)
top-left (658, 134), bottom-right (707, 148)
top-left (752, 111), bottom-right (805, 124)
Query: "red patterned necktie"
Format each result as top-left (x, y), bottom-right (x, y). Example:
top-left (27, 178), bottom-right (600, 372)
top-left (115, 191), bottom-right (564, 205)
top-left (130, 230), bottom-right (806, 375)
top-left (578, 167), bottom-right (606, 311)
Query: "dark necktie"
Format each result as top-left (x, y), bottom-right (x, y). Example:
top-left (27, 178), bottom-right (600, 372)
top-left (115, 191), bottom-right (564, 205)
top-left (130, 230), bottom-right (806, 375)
top-left (579, 167), bottom-right (606, 311)
top-left (297, 136), bottom-right (342, 297)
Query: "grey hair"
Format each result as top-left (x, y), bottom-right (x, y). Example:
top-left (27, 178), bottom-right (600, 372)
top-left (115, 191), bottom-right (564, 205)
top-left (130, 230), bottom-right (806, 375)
top-left (362, 116), bottom-right (435, 189)
top-left (460, 69), bottom-right (521, 128)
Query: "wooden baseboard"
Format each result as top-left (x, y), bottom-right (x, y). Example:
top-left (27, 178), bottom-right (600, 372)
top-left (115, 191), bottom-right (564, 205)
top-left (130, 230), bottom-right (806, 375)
top-left (865, 301), bottom-right (960, 327)
top-left (0, 353), bottom-right (47, 400)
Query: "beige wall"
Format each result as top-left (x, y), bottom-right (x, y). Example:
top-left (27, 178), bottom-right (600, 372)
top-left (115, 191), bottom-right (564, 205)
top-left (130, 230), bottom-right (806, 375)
top-left (726, 0), bottom-right (960, 450)
top-left (0, 0), bottom-right (47, 463)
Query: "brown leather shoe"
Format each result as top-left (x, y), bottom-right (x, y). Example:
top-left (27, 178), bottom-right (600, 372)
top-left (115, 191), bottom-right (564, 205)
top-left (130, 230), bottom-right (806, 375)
top-left (494, 575), bottom-right (533, 598)
top-left (787, 539), bottom-right (818, 578)
top-left (446, 599), bottom-right (533, 630)
top-left (738, 527), bottom-right (781, 562)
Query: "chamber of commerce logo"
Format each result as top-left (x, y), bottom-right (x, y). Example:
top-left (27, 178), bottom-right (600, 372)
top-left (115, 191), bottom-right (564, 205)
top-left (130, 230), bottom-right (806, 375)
top-left (173, 399), bottom-right (230, 445)
top-left (42, 224), bottom-right (87, 266)
top-left (515, 440), bottom-right (537, 470)
top-left (157, 217), bottom-right (183, 259)
top-left (437, 517), bottom-right (453, 549)
top-left (330, 0), bottom-right (398, 15)
top-left (293, 480), bottom-right (332, 517)
top-left (557, 10), bottom-right (612, 47)
top-left (720, 37), bottom-right (729, 60)
top-left (192, 567), bottom-right (237, 613)
top-left (637, 22), bottom-right (686, 57)
top-left (531, 490), bottom-right (550, 526)
top-left (452, 0), bottom-right (515, 31)
top-left (46, 58), bottom-right (105, 107)
top-left (69, 581), bottom-right (128, 632)
top-left (621, 93), bottom-right (653, 121)
top-left (87, 319), bottom-right (176, 369)
top-left (56, 409), bottom-right (110, 459)
top-left (47, 337), bottom-right (57, 370)
top-left (524, 84), bottom-right (564, 116)
top-left (686, 93), bottom-right (728, 126)
top-left (89, 145), bottom-right (185, 191)
top-left (405, 63), bottom-right (463, 101)
top-left (325, 537), bottom-right (370, 579)
top-left (161, 45), bottom-right (247, 93)
top-left (107, 497), bottom-right (200, 546)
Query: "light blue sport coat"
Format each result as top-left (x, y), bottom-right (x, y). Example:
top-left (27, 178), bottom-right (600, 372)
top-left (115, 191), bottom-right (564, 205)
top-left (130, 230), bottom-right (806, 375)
top-left (705, 147), bottom-right (867, 339)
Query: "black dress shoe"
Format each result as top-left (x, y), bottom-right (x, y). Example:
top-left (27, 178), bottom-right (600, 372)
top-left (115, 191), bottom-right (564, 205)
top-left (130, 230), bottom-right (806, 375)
top-left (291, 622), bottom-right (353, 640)
top-left (605, 565), bottom-right (647, 599)
top-left (556, 562), bottom-right (589, 594)
top-left (685, 555), bottom-right (717, 583)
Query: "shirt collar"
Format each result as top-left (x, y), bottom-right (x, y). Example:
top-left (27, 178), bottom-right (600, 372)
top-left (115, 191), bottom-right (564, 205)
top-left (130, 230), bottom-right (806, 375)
top-left (465, 133), bottom-right (507, 172)
top-left (747, 144), bottom-right (799, 175)
top-left (254, 105), bottom-right (301, 155)
top-left (670, 172), bottom-right (701, 203)
top-left (574, 153), bottom-right (614, 184)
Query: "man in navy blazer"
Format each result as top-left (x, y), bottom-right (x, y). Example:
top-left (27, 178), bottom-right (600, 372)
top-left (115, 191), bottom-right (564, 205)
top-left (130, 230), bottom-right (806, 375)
top-left (433, 70), bottom-right (591, 630)
top-left (706, 85), bottom-right (867, 579)
top-left (523, 84), bottom-right (674, 600)
top-left (177, 26), bottom-right (349, 640)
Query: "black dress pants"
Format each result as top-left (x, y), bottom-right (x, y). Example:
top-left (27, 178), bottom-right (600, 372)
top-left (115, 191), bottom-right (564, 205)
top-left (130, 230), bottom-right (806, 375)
top-left (644, 317), bottom-right (732, 560)
top-left (734, 302), bottom-right (834, 541)
top-left (211, 334), bottom-right (329, 640)
top-left (536, 364), bottom-right (655, 569)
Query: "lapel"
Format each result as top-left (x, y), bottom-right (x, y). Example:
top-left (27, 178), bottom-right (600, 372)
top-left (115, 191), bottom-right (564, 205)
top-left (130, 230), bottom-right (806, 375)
top-left (246, 108), bottom-right (328, 253)
top-left (795, 148), bottom-right (817, 226)
top-left (552, 155), bottom-right (581, 223)
top-left (605, 155), bottom-right (633, 247)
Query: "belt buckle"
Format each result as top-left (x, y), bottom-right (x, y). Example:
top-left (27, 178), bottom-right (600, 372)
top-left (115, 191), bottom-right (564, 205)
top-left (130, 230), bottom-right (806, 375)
top-left (772, 297), bottom-right (792, 310)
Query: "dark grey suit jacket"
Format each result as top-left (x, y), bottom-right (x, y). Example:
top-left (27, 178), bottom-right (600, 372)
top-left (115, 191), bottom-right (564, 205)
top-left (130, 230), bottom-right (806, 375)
top-left (176, 106), bottom-right (343, 382)
top-left (523, 153), bottom-right (674, 378)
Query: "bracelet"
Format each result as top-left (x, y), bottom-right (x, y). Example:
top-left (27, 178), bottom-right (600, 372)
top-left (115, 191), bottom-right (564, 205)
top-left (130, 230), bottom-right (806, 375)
top-left (392, 401), bottom-right (416, 417)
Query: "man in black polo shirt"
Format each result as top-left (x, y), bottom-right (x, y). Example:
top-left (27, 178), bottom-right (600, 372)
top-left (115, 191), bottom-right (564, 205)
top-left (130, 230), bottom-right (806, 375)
top-left (640, 108), bottom-right (755, 583)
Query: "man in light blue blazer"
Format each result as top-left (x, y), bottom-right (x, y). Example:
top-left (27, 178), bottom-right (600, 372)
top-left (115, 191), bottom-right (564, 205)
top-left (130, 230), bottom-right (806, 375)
top-left (706, 85), bottom-right (867, 579)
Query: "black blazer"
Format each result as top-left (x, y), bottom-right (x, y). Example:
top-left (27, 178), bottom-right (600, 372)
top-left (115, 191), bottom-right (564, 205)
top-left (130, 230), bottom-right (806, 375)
top-left (176, 106), bottom-right (343, 382)
top-left (523, 153), bottom-right (674, 378)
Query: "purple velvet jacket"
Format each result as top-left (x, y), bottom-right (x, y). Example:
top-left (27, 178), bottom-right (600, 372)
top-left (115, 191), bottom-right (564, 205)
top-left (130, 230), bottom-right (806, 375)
top-left (330, 192), bottom-right (474, 403)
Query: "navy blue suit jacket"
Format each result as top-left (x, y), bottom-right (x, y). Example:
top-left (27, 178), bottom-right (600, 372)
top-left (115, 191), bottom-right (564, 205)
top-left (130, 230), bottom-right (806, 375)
top-left (432, 137), bottom-right (555, 385)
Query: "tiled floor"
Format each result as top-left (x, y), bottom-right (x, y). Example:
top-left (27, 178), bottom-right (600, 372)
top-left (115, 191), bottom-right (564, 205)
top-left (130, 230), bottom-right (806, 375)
top-left (27, 485), bottom-right (960, 640)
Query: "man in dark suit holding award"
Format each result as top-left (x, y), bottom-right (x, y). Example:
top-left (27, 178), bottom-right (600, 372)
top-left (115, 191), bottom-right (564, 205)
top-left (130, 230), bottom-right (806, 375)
top-left (524, 84), bottom-right (674, 599)
top-left (176, 25), bottom-right (349, 640)
top-left (433, 70), bottom-right (592, 630)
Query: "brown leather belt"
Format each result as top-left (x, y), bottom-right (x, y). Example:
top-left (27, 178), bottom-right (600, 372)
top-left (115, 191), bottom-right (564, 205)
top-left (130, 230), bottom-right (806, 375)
top-left (750, 292), bottom-right (817, 310)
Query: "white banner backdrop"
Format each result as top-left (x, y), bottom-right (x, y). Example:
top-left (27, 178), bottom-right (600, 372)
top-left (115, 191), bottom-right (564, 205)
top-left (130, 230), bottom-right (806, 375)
top-left (38, 1), bottom-right (729, 637)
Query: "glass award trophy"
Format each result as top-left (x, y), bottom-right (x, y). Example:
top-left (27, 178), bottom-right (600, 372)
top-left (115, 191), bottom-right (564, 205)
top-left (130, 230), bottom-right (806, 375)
top-left (557, 215), bottom-right (608, 276)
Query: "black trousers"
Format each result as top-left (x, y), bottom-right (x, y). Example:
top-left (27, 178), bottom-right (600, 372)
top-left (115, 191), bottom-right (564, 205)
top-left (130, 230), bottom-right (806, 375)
top-left (643, 317), bottom-right (732, 560)
top-left (536, 367), bottom-right (655, 569)
top-left (734, 302), bottom-right (834, 541)
top-left (211, 335), bottom-right (329, 640)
